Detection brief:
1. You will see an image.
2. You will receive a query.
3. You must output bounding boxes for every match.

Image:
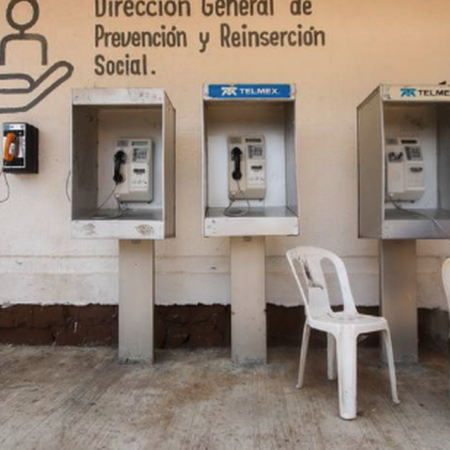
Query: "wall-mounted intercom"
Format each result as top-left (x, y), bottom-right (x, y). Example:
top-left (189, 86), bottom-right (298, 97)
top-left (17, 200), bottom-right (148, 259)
top-left (228, 136), bottom-right (266, 200)
top-left (113, 138), bottom-right (153, 203)
top-left (2, 123), bottom-right (38, 174)
top-left (385, 137), bottom-right (425, 203)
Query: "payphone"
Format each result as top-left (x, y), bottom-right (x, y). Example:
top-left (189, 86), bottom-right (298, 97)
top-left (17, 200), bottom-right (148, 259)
top-left (228, 136), bottom-right (267, 201)
top-left (2, 123), bottom-right (38, 174)
top-left (113, 138), bottom-right (153, 203)
top-left (385, 137), bottom-right (425, 203)
top-left (357, 84), bottom-right (450, 363)
top-left (202, 83), bottom-right (299, 238)
top-left (71, 88), bottom-right (176, 363)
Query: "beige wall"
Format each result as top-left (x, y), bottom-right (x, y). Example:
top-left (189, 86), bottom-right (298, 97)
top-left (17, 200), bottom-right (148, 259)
top-left (0, 0), bottom-right (449, 309)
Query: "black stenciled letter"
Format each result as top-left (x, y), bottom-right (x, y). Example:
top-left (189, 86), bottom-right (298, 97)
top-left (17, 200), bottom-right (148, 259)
top-left (290, 0), bottom-right (312, 15)
top-left (95, 0), bottom-right (106, 17)
top-left (95, 54), bottom-right (105, 75)
top-left (198, 31), bottom-right (210, 53)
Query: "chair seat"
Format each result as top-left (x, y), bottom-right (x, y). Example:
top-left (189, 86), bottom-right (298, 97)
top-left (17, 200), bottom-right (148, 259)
top-left (310, 313), bottom-right (388, 334)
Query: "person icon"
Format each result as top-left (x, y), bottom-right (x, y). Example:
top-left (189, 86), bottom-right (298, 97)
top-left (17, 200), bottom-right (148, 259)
top-left (0, 0), bottom-right (73, 114)
top-left (0, 0), bottom-right (47, 66)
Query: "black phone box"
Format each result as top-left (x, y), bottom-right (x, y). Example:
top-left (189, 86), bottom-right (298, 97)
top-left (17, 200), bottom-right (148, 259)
top-left (2, 123), bottom-right (39, 174)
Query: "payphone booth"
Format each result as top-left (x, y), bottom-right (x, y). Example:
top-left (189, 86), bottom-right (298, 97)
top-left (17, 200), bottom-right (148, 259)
top-left (202, 84), bottom-right (300, 363)
top-left (71, 88), bottom-right (176, 363)
top-left (358, 84), bottom-right (450, 362)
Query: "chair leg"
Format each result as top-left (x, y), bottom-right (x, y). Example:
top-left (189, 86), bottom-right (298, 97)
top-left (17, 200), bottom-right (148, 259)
top-left (327, 333), bottom-right (337, 381)
top-left (382, 328), bottom-right (400, 404)
top-left (336, 331), bottom-right (358, 420)
top-left (297, 323), bottom-right (310, 389)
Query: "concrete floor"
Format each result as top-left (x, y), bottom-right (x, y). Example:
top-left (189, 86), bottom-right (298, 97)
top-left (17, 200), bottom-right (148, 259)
top-left (0, 346), bottom-right (449, 450)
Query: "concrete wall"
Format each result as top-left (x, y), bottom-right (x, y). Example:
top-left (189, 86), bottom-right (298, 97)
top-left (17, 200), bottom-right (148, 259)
top-left (0, 0), bottom-right (449, 310)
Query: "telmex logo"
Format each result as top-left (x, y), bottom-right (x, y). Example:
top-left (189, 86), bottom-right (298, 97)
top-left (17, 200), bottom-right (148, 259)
top-left (220, 86), bottom-right (279, 96)
top-left (400, 88), bottom-right (417, 98)
top-left (399, 87), bottom-right (450, 98)
top-left (221, 87), bottom-right (238, 96)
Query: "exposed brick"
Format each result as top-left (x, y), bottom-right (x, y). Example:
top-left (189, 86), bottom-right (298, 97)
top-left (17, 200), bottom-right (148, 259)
top-left (0, 304), bottom-right (385, 349)
top-left (70, 305), bottom-right (117, 324)
top-left (2, 307), bottom-right (34, 329)
top-left (191, 321), bottom-right (216, 334)
top-left (32, 306), bottom-right (64, 328)
top-left (0, 328), bottom-right (53, 345)
top-left (163, 306), bottom-right (190, 325)
top-left (0, 308), bottom-right (20, 328)
top-left (267, 305), bottom-right (304, 347)
top-left (154, 315), bottom-right (166, 348)
top-left (55, 322), bottom-right (88, 346)
top-left (191, 305), bottom-right (226, 323)
top-left (165, 324), bottom-right (189, 348)
top-left (111, 319), bottom-right (118, 345)
top-left (190, 330), bottom-right (224, 348)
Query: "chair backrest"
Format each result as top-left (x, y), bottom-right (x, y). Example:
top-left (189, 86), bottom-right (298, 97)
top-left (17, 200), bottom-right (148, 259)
top-left (441, 259), bottom-right (450, 332)
top-left (286, 246), bottom-right (358, 319)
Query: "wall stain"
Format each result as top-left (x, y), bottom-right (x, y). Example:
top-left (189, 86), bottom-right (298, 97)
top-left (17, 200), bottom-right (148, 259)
top-left (81, 223), bottom-right (96, 237)
top-left (135, 224), bottom-right (154, 237)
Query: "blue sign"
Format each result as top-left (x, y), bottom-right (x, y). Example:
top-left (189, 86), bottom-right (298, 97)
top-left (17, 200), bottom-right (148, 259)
top-left (207, 84), bottom-right (292, 99)
top-left (400, 88), bottom-right (417, 98)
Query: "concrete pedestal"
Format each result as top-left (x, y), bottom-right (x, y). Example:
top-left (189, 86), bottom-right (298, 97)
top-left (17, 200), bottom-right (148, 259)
top-left (230, 237), bottom-right (267, 365)
top-left (118, 240), bottom-right (155, 363)
top-left (379, 240), bottom-right (418, 363)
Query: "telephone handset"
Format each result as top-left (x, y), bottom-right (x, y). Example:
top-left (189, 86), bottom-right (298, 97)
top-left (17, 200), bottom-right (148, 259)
top-left (3, 133), bottom-right (18, 163)
top-left (113, 150), bottom-right (126, 184)
top-left (231, 147), bottom-right (243, 181)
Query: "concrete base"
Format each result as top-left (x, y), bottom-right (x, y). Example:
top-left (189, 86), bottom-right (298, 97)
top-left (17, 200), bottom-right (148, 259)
top-left (379, 240), bottom-right (418, 363)
top-left (230, 237), bottom-right (267, 365)
top-left (118, 240), bottom-right (154, 363)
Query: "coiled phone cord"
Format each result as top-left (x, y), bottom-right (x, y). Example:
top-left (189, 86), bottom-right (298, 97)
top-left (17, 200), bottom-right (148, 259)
top-left (0, 166), bottom-right (10, 204)
top-left (224, 181), bottom-right (251, 217)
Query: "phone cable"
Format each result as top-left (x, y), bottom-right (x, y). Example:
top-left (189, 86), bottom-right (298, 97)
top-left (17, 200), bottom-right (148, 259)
top-left (91, 185), bottom-right (124, 220)
top-left (0, 166), bottom-right (10, 204)
top-left (388, 195), bottom-right (450, 242)
top-left (224, 181), bottom-right (251, 217)
top-left (65, 170), bottom-right (71, 202)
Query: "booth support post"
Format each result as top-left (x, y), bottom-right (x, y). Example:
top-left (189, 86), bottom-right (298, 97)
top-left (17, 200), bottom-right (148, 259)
top-left (118, 240), bottom-right (155, 363)
top-left (230, 236), bottom-right (267, 365)
top-left (379, 240), bottom-right (418, 363)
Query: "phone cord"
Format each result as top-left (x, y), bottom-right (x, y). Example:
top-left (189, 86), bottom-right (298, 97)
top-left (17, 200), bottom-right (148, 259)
top-left (224, 181), bottom-right (251, 217)
top-left (0, 167), bottom-right (10, 204)
top-left (388, 195), bottom-right (450, 242)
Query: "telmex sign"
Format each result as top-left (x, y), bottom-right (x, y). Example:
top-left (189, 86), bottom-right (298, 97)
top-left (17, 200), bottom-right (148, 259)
top-left (207, 84), bottom-right (293, 99)
top-left (383, 86), bottom-right (450, 102)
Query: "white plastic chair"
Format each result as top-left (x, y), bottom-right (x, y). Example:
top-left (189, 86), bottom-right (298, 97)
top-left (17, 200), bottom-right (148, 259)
top-left (286, 246), bottom-right (400, 420)
top-left (441, 258), bottom-right (450, 395)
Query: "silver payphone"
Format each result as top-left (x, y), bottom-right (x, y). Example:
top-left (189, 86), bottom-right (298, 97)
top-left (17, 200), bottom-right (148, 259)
top-left (228, 136), bottom-right (266, 201)
top-left (385, 137), bottom-right (425, 203)
top-left (113, 138), bottom-right (153, 203)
